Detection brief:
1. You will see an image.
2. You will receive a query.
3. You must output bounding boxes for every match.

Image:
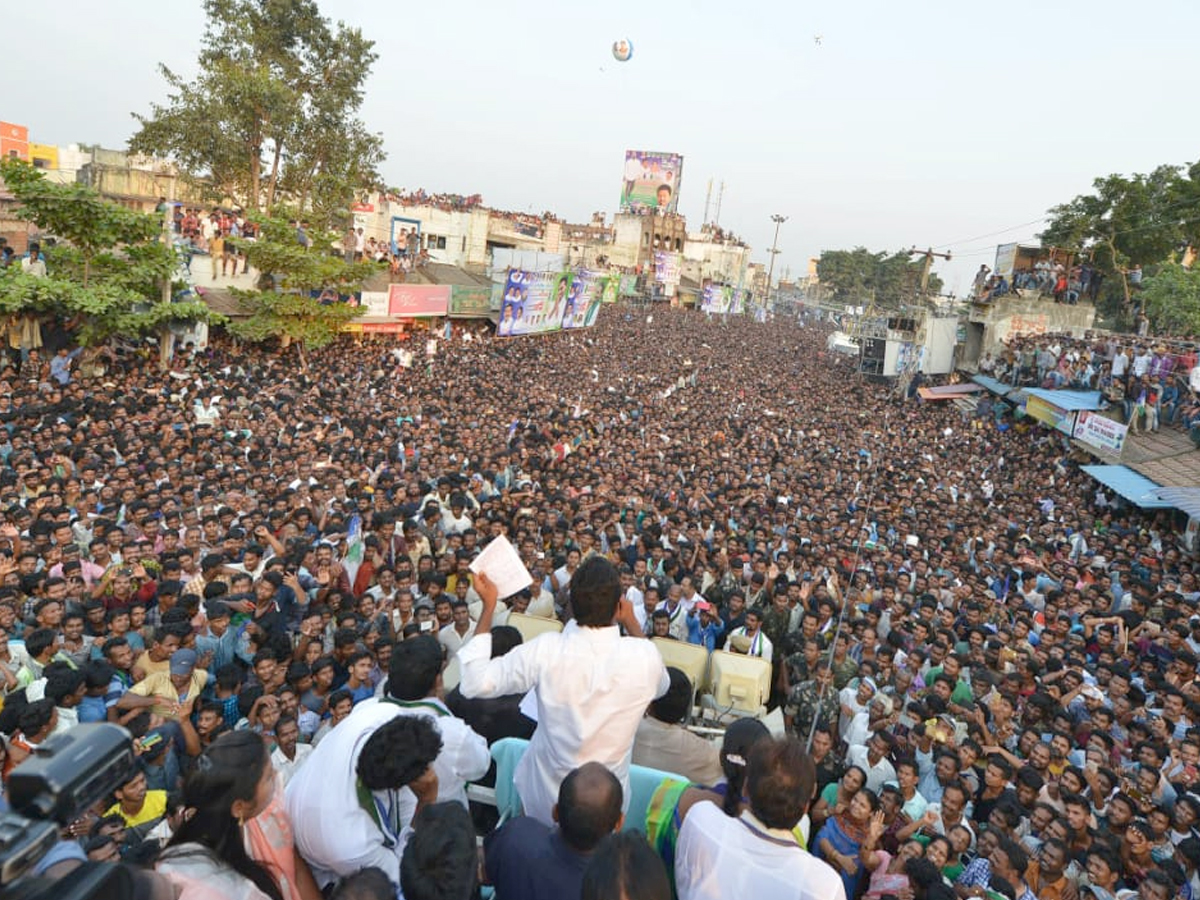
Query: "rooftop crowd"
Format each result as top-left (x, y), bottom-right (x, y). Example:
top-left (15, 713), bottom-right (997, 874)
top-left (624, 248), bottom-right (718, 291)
top-left (980, 331), bottom-right (1200, 443)
top-left (0, 304), bottom-right (1196, 900)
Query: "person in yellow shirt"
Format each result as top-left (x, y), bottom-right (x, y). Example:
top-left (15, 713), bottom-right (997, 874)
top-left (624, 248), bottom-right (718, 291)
top-left (105, 770), bottom-right (167, 829)
top-left (116, 648), bottom-right (206, 721)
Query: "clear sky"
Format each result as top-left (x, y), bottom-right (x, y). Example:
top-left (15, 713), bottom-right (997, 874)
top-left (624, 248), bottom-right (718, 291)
top-left (7, 0), bottom-right (1199, 293)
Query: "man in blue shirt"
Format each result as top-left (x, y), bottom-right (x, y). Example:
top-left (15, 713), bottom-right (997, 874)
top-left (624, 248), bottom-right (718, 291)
top-left (484, 762), bottom-right (623, 900)
top-left (686, 600), bottom-right (725, 651)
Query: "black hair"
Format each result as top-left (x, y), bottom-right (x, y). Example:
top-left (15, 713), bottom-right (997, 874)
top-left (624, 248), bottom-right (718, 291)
top-left (331, 867), bottom-right (395, 900)
top-left (490, 625), bottom-right (522, 659)
top-left (745, 736), bottom-right (816, 830)
top-left (398, 802), bottom-right (478, 900)
top-left (44, 667), bottom-right (85, 705)
top-left (580, 831), bottom-right (670, 900)
top-left (557, 762), bottom-right (623, 853)
top-left (648, 667), bottom-right (691, 725)
top-left (25, 627), bottom-right (57, 659)
top-left (161, 731), bottom-right (283, 900)
top-left (719, 717), bottom-right (770, 817)
top-left (357, 715), bottom-right (443, 791)
top-left (569, 555), bottom-right (621, 627)
top-left (386, 635), bottom-right (442, 701)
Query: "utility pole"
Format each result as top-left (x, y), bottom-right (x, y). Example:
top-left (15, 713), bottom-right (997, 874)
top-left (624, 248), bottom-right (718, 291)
top-left (714, 181), bottom-right (725, 228)
top-left (908, 246), bottom-right (952, 297)
top-left (766, 214), bottom-right (787, 307)
top-left (703, 178), bottom-right (712, 226)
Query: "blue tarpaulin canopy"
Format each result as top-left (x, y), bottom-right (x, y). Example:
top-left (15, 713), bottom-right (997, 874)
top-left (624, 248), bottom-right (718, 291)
top-left (1150, 487), bottom-right (1200, 519)
top-left (1081, 465), bottom-right (1172, 508)
top-left (971, 374), bottom-right (1017, 397)
top-left (1024, 389), bottom-right (1102, 411)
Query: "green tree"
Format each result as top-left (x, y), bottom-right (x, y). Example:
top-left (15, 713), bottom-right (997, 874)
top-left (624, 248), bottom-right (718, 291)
top-left (130, 0), bottom-right (383, 226)
top-left (1040, 165), bottom-right (1186, 307)
top-left (227, 215), bottom-right (374, 358)
top-left (0, 159), bottom-right (221, 351)
top-left (816, 248), bottom-right (942, 307)
top-left (1139, 262), bottom-right (1200, 336)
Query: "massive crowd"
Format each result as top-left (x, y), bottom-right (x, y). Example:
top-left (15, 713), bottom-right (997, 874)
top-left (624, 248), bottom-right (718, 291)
top-left (0, 304), bottom-right (1196, 900)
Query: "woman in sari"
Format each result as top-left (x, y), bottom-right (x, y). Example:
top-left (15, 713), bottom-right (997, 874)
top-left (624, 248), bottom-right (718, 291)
top-left (862, 809), bottom-right (926, 900)
top-left (810, 764), bottom-right (867, 832)
top-left (815, 786), bottom-right (879, 898)
top-left (645, 718), bottom-right (772, 891)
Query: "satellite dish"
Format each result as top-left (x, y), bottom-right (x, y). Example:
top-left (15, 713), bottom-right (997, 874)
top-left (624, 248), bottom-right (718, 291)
top-left (612, 39), bottom-right (633, 62)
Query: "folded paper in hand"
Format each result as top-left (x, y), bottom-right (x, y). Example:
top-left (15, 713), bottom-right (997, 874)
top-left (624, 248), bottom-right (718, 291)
top-left (468, 535), bottom-right (533, 599)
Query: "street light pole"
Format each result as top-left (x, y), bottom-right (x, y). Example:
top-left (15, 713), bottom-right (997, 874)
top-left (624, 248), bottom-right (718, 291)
top-left (766, 214), bottom-right (787, 308)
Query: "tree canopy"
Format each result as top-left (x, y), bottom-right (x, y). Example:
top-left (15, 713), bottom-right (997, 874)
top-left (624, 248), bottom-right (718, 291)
top-left (815, 247), bottom-right (943, 307)
top-left (227, 215), bottom-right (374, 351)
top-left (1139, 262), bottom-right (1200, 336)
top-left (1039, 164), bottom-right (1197, 308)
top-left (130, 0), bottom-right (384, 227)
top-left (0, 159), bottom-right (220, 346)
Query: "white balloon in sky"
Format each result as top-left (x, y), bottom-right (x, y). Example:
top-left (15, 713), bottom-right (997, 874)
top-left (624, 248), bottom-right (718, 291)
top-left (612, 39), bottom-right (633, 62)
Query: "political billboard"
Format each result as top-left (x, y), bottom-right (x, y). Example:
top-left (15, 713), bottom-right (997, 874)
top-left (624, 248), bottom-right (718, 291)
top-left (497, 269), bottom-right (567, 337)
top-left (654, 251), bottom-right (681, 286)
top-left (601, 275), bottom-right (620, 304)
top-left (701, 282), bottom-right (734, 314)
top-left (562, 270), bottom-right (604, 329)
top-left (619, 150), bottom-right (683, 215)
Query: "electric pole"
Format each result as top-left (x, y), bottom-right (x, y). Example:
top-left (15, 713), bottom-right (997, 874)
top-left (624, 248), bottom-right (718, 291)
top-left (766, 214), bottom-right (787, 307)
top-left (908, 247), bottom-right (952, 297)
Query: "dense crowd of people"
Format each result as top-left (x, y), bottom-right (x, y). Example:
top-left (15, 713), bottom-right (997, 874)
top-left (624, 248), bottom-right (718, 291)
top-left (0, 304), bottom-right (1196, 900)
top-left (980, 331), bottom-right (1200, 443)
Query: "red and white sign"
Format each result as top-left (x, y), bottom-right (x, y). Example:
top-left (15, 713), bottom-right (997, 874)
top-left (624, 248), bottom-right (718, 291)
top-left (388, 284), bottom-right (449, 317)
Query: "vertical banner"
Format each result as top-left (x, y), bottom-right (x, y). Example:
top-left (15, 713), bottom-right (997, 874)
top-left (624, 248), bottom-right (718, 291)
top-left (562, 270), bottom-right (604, 329)
top-left (654, 251), bottom-right (681, 286)
top-left (601, 275), bottom-right (620, 304)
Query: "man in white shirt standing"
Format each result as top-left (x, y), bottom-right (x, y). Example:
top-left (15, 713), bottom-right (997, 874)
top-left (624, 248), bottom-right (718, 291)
top-left (270, 714), bottom-right (313, 787)
top-left (438, 599), bottom-right (476, 659)
top-left (460, 555), bottom-right (669, 825)
top-left (675, 736), bottom-right (846, 900)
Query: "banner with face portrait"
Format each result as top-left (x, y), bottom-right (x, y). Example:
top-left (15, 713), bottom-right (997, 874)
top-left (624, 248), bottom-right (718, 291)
top-left (619, 150), bottom-right (683, 215)
top-left (561, 270), bottom-right (604, 330)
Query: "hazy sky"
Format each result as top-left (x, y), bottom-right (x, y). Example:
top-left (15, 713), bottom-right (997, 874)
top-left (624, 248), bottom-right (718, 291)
top-left (7, 0), bottom-right (1199, 293)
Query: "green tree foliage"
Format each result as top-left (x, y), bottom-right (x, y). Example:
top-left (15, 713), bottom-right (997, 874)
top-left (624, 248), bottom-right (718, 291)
top-left (0, 159), bottom-right (223, 345)
top-left (1139, 262), bottom-right (1200, 336)
top-left (227, 215), bottom-right (374, 351)
top-left (129, 0), bottom-right (383, 227)
top-left (1040, 164), bottom-right (1197, 307)
top-left (815, 248), bottom-right (943, 307)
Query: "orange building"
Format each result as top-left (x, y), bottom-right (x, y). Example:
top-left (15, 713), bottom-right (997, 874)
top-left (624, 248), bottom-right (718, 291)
top-left (0, 122), bottom-right (28, 161)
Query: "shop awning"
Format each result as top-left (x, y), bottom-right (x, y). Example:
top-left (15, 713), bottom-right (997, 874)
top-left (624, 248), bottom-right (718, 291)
top-left (1024, 389), bottom-right (1102, 411)
top-left (1080, 465), bottom-right (1172, 508)
top-left (971, 374), bottom-right (1016, 396)
top-left (1150, 486), bottom-right (1200, 519)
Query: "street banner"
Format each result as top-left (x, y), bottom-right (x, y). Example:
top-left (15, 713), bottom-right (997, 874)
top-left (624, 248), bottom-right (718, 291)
top-left (1073, 410), bottom-right (1129, 453)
